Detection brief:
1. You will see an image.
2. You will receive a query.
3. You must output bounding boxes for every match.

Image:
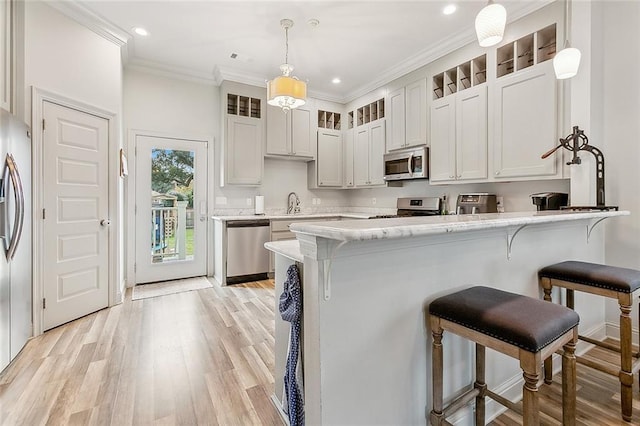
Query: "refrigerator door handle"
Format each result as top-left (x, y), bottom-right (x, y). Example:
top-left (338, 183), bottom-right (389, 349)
top-left (4, 154), bottom-right (24, 261)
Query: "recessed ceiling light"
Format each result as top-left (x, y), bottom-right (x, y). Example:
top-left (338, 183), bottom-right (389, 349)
top-left (133, 27), bottom-right (149, 36)
top-left (443, 4), bottom-right (457, 15)
top-left (332, 78), bottom-right (341, 84)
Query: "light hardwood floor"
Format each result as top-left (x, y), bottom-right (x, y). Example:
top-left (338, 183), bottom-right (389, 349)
top-left (0, 279), bottom-right (283, 426)
top-left (0, 279), bottom-right (638, 425)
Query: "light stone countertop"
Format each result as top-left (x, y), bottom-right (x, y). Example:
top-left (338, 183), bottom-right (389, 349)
top-left (264, 240), bottom-right (303, 262)
top-left (211, 212), bottom-right (375, 221)
top-left (289, 210), bottom-right (630, 242)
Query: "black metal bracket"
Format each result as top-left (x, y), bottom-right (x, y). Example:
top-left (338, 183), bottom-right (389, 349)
top-left (541, 126), bottom-right (606, 206)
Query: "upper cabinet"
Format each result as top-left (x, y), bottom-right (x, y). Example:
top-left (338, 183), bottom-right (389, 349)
top-left (354, 120), bottom-right (386, 187)
top-left (308, 129), bottom-right (343, 188)
top-left (493, 25), bottom-right (560, 179)
top-left (352, 98), bottom-right (386, 187)
top-left (386, 79), bottom-right (427, 152)
top-left (266, 105), bottom-right (314, 160)
top-left (1, 0), bottom-right (12, 112)
top-left (221, 91), bottom-right (264, 186)
top-left (430, 56), bottom-right (488, 184)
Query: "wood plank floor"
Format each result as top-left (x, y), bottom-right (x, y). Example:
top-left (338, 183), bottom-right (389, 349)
top-left (0, 279), bottom-right (283, 426)
top-left (1, 278), bottom-right (639, 425)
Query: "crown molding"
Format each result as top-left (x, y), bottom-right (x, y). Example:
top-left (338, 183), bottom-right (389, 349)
top-left (128, 59), bottom-right (218, 86)
top-left (46, 1), bottom-right (129, 47)
top-left (341, 0), bottom-right (552, 103)
top-left (50, 0), bottom-right (552, 104)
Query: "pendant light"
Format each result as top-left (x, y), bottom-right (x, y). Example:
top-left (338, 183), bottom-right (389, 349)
top-left (475, 0), bottom-right (507, 47)
top-left (267, 19), bottom-right (307, 112)
top-left (553, 0), bottom-right (581, 79)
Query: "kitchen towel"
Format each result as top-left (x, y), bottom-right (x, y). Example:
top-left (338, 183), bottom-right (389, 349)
top-left (255, 195), bottom-right (265, 215)
top-left (279, 264), bottom-right (304, 426)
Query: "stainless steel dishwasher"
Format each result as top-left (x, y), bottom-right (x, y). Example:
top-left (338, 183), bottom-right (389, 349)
top-left (226, 219), bottom-right (271, 284)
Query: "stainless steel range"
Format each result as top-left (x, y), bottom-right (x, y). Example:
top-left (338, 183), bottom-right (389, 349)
top-left (373, 197), bottom-right (442, 218)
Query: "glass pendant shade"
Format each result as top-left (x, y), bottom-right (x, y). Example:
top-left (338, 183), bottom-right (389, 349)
top-left (553, 47), bottom-right (581, 79)
top-left (475, 2), bottom-right (507, 47)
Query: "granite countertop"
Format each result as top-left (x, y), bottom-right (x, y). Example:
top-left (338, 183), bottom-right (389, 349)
top-left (264, 240), bottom-right (303, 262)
top-left (289, 210), bottom-right (630, 242)
top-left (211, 212), bottom-right (376, 221)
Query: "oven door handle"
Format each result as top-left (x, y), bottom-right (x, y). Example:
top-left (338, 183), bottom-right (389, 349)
top-left (407, 153), bottom-right (414, 177)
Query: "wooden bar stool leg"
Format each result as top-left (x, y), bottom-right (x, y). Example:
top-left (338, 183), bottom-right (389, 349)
top-left (618, 299), bottom-right (633, 422)
top-left (474, 343), bottom-right (486, 425)
top-left (562, 329), bottom-right (578, 426)
top-left (521, 354), bottom-right (541, 426)
top-left (430, 317), bottom-right (444, 426)
top-left (541, 278), bottom-right (554, 384)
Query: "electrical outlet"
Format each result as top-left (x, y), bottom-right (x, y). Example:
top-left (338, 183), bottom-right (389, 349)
top-left (215, 196), bottom-right (227, 205)
top-left (246, 198), bottom-right (252, 206)
top-left (372, 198), bottom-right (377, 205)
top-left (317, 198), bottom-right (321, 205)
top-left (312, 198), bottom-right (317, 205)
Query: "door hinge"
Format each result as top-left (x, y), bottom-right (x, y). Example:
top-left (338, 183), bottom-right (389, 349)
top-left (43, 298), bottom-right (46, 309)
top-left (42, 208), bottom-right (46, 219)
top-left (42, 119), bottom-right (45, 131)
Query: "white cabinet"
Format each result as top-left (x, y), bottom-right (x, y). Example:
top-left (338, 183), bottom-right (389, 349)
top-left (430, 98), bottom-right (456, 182)
top-left (309, 129), bottom-right (342, 188)
top-left (354, 121), bottom-right (386, 187)
top-left (386, 79), bottom-right (427, 152)
top-left (386, 88), bottom-right (405, 152)
top-left (1, 0), bottom-right (12, 111)
top-left (221, 91), bottom-right (264, 186)
top-left (430, 86), bottom-right (487, 183)
top-left (343, 128), bottom-right (354, 187)
top-left (224, 115), bottom-right (263, 185)
top-left (494, 61), bottom-right (558, 179)
top-left (266, 105), bottom-right (313, 159)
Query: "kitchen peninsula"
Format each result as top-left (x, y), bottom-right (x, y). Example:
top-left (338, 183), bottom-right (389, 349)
top-left (267, 209), bottom-right (628, 425)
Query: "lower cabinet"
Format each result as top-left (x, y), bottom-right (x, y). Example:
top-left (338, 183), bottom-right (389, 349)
top-left (493, 61), bottom-right (559, 179)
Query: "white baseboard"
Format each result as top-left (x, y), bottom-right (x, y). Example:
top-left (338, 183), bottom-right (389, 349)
top-left (606, 321), bottom-right (639, 345)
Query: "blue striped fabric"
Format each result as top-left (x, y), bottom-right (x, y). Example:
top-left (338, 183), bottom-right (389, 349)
top-left (279, 264), bottom-right (304, 426)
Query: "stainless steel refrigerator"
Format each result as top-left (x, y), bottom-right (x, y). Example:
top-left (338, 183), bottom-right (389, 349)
top-left (0, 107), bottom-right (32, 373)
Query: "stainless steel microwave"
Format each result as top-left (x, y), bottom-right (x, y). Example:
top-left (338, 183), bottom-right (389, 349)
top-left (383, 147), bottom-right (429, 181)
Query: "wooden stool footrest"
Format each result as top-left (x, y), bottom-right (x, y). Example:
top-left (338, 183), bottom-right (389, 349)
top-left (579, 335), bottom-right (640, 357)
top-left (442, 388), bottom-right (480, 418)
top-left (576, 354), bottom-right (640, 376)
top-left (484, 388), bottom-right (522, 415)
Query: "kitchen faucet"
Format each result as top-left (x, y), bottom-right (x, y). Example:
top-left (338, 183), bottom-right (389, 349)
top-left (287, 192), bottom-right (300, 214)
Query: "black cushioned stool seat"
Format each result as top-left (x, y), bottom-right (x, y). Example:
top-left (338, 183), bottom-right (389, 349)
top-left (428, 286), bottom-right (578, 426)
top-left (539, 260), bottom-right (640, 294)
top-left (539, 260), bottom-right (640, 422)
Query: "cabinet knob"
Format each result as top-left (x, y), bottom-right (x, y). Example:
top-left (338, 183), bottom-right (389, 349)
top-left (495, 171), bottom-right (500, 176)
top-left (449, 175), bottom-right (454, 179)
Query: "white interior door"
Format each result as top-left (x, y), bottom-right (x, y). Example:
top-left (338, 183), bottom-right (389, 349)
top-left (42, 101), bottom-right (110, 331)
top-left (135, 135), bottom-right (207, 284)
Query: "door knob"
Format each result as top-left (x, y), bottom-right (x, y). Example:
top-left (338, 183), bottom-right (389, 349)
top-left (100, 219), bottom-right (111, 227)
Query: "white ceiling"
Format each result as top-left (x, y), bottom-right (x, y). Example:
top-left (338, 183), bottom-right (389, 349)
top-left (56, 0), bottom-right (551, 102)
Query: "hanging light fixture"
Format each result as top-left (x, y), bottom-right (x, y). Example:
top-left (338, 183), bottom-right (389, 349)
top-left (267, 19), bottom-right (307, 112)
top-left (553, 0), bottom-right (581, 79)
top-left (475, 0), bottom-right (507, 47)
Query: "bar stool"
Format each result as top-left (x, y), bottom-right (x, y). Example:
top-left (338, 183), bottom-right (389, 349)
top-left (539, 260), bottom-right (640, 422)
top-left (429, 286), bottom-right (579, 426)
